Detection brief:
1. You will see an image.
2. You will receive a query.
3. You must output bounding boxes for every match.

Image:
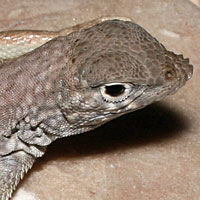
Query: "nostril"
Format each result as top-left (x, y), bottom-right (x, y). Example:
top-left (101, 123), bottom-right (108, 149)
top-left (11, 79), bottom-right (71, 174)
top-left (161, 64), bottom-right (177, 82)
top-left (165, 69), bottom-right (176, 80)
top-left (160, 63), bottom-right (178, 82)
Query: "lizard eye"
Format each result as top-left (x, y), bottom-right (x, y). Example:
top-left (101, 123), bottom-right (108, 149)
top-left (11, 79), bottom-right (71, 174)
top-left (105, 84), bottom-right (125, 96)
top-left (100, 83), bottom-right (132, 103)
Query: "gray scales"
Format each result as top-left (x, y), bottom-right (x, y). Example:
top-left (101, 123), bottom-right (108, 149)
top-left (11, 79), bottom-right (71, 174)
top-left (0, 19), bottom-right (193, 199)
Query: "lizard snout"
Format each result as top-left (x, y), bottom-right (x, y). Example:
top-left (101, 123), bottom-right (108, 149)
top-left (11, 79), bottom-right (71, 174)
top-left (160, 52), bottom-right (193, 89)
top-left (182, 60), bottom-right (193, 81)
top-left (175, 57), bottom-right (193, 88)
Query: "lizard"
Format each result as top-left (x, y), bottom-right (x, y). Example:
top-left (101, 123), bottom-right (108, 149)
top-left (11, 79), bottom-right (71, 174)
top-left (0, 17), bottom-right (193, 200)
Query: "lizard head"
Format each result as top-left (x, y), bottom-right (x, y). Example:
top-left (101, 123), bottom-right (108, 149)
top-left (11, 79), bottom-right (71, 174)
top-left (57, 19), bottom-right (193, 134)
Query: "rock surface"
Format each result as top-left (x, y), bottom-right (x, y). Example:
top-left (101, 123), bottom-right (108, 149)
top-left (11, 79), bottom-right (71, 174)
top-left (0, 0), bottom-right (199, 200)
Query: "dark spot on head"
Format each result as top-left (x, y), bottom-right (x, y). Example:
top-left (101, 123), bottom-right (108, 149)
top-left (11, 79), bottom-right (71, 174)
top-left (75, 39), bottom-right (80, 43)
top-left (72, 58), bottom-right (76, 63)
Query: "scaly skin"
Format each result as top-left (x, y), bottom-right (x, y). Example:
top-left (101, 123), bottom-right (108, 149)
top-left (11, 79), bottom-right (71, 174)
top-left (0, 18), bottom-right (193, 199)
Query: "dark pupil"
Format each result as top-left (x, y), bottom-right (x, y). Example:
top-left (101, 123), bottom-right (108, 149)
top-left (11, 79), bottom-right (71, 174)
top-left (105, 85), bottom-right (125, 97)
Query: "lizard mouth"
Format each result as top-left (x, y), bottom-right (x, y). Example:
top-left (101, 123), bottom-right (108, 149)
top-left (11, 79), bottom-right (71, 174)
top-left (83, 85), bottom-right (170, 125)
top-left (75, 68), bottom-right (190, 129)
top-left (121, 81), bottom-right (179, 114)
top-left (138, 83), bottom-right (180, 106)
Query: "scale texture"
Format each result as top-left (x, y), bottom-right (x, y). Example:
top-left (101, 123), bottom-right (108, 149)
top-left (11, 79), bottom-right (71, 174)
top-left (0, 19), bottom-right (193, 200)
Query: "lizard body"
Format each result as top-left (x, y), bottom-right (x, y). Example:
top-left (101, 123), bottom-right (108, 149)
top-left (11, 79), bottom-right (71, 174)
top-left (0, 18), bottom-right (193, 199)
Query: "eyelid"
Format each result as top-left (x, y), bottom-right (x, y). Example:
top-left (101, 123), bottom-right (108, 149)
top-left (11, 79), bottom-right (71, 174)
top-left (100, 83), bottom-right (133, 103)
top-left (104, 82), bottom-right (132, 87)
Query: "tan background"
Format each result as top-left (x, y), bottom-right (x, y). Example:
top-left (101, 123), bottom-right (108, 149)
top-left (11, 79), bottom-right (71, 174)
top-left (0, 0), bottom-right (199, 199)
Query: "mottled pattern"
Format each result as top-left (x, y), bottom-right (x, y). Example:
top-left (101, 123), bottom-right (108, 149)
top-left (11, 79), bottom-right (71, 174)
top-left (0, 19), bottom-right (193, 200)
top-left (66, 20), bottom-right (192, 88)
